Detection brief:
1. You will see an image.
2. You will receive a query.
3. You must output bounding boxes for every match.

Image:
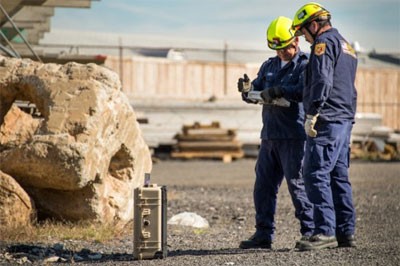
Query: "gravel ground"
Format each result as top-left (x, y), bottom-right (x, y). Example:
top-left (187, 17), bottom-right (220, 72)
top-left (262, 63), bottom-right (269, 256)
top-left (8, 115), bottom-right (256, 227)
top-left (1, 159), bottom-right (399, 265)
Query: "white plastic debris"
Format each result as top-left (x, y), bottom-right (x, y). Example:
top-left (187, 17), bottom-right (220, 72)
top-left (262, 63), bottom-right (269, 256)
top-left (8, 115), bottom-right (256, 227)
top-left (168, 212), bottom-right (210, 228)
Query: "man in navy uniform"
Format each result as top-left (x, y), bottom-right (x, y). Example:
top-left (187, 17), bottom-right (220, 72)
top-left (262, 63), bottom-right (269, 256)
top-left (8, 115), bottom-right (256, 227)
top-left (238, 16), bottom-right (314, 249)
top-left (291, 2), bottom-right (358, 250)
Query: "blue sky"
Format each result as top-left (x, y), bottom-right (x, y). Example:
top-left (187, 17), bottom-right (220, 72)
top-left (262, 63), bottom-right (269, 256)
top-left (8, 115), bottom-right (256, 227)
top-left (50, 0), bottom-right (400, 53)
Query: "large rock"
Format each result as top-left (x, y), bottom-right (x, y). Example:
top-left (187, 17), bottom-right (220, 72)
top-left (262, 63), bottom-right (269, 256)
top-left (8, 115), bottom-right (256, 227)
top-left (0, 104), bottom-right (40, 151)
top-left (0, 171), bottom-right (35, 227)
top-left (0, 56), bottom-right (152, 222)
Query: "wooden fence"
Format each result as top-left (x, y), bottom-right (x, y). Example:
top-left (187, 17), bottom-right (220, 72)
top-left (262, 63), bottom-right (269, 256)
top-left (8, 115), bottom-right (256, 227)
top-left (355, 68), bottom-right (400, 130)
top-left (105, 56), bottom-right (400, 130)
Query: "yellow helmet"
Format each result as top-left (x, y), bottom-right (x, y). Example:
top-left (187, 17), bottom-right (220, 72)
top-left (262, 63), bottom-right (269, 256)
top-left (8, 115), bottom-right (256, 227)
top-left (292, 2), bottom-right (331, 35)
top-left (267, 16), bottom-right (295, 50)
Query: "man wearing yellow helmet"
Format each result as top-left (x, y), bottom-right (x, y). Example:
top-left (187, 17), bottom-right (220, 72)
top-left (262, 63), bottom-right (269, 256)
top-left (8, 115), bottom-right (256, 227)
top-left (291, 2), bottom-right (357, 251)
top-left (237, 16), bottom-right (314, 249)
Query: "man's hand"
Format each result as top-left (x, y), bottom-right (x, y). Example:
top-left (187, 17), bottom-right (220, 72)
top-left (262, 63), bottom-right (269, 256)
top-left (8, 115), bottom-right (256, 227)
top-left (238, 74), bottom-right (251, 92)
top-left (270, 86), bottom-right (284, 98)
top-left (305, 114), bottom-right (319, 137)
top-left (241, 92), bottom-right (258, 104)
top-left (260, 86), bottom-right (284, 102)
top-left (260, 89), bottom-right (272, 102)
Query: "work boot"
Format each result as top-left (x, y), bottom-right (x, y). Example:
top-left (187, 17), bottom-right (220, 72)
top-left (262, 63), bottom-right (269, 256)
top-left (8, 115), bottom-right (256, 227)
top-left (298, 234), bottom-right (338, 251)
top-left (239, 232), bottom-right (272, 249)
top-left (337, 235), bottom-right (356, 248)
top-left (294, 235), bottom-right (311, 249)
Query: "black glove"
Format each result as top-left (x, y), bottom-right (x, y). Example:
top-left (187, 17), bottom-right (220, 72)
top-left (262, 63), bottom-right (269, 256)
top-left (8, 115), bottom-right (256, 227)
top-left (241, 92), bottom-right (257, 104)
top-left (270, 86), bottom-right (284, 98)
top-left (237, 74), bottom-right (250, 92)
top-left (260, 86), bottom-right (284, 102)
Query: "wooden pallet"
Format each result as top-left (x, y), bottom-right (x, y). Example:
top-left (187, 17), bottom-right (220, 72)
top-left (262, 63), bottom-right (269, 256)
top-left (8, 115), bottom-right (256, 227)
top-left (171, 151), bottom-right (244, 163)
top-left (176, 140), bottom-right (242, 151)
top-left (171, 121), bottom-right (244, 163)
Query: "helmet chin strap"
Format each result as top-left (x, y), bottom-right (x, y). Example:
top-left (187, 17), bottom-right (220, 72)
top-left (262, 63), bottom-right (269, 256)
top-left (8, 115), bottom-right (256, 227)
top-left (304, 27), bottom-right (315, 43)
top-left (305, 20), bottom-right (329, 43)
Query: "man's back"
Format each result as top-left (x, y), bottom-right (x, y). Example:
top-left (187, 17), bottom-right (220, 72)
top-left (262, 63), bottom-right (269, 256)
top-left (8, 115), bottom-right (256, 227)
top-left (304, 27), bottom-right (358, 122)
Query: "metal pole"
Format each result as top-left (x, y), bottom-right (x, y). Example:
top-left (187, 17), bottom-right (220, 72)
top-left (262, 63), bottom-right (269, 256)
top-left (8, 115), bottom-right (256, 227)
top-left (223, 42), bottom-right (228, 95)
top-left (119, 37), bottom-right (124, 88)
top-left (0, 30), bottom-right (20, 58)
top-left (0, 3), bottom-right (42, 62)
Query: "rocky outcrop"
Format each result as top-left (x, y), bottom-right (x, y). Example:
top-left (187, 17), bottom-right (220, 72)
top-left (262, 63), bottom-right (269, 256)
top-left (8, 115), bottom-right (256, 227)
top-left (0, 171), bottom-right (35, 227)
top-left (0, 56), bottom-right (152, 222)
top-left (0, 104), bottom-right (40, 151)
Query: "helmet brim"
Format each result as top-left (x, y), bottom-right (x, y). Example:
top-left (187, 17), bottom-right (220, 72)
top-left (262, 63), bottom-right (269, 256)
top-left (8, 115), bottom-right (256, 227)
top-left (267, 37), bottom-right (296, 50)
top-left (294, 30), bottom-right (304, 37)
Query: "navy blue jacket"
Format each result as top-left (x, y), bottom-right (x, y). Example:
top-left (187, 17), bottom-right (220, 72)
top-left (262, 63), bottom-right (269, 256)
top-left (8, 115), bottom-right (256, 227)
top-left (252, 50), bottom-right (308, 140)
top-left (304, 28), bottom-right (358, 121)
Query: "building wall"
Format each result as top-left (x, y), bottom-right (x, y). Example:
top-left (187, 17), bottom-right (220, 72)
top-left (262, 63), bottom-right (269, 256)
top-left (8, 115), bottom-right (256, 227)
top-left (356, 67), bottom-right (400, 130)
top-left (105, 56), bottom-right (400, 130)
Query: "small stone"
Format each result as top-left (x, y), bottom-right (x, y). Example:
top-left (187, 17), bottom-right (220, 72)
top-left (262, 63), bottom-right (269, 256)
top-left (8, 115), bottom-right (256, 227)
top-left (53, 243), bottom-right (64, 251)
top-left (73, 254), bottom-right (84, 261)
top-left (237, 216), bottom-right (246, 221)
top-left (17, 256), bottom-right (30, 264)
top-left (80, 248), bottom-right (91, 255)
top-left (43, 256), bottom-right (60, 263)
top-left (88, 253), bottom-right (102, 260)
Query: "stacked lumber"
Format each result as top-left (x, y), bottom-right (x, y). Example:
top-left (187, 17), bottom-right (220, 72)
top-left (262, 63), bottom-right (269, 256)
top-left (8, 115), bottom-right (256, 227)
top-left (351, 113), bottom-right (400, 161)
top-left (171, 121), bottom-right (244, 163)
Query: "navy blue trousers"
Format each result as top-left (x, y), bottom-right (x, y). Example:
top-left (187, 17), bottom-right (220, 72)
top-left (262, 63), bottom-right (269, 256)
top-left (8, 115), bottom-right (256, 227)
top-left (254, 139), bottom-right (314, 241)
top-left (303, 120), bottom-right (356, 237)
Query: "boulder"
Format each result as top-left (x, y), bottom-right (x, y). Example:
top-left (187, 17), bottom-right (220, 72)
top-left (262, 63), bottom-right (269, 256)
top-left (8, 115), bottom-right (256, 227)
top-left (0, 56), bottom-right (152, 222)
top-left (0, 104), bottom-right (40, 151)
top-left (0, 171), bottom-right (35, 227)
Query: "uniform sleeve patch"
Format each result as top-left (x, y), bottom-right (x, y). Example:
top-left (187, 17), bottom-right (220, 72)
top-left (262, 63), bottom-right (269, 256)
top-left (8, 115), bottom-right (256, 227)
top-left (314, 43), bottom-right (326, 56)
top-left (341, 40), bottom-right (357, 58)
